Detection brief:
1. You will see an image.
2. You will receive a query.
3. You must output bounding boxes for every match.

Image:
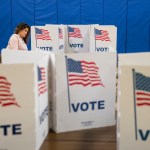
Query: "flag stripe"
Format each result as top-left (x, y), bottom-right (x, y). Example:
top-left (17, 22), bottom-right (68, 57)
top-left (82, 66), bottom-right (99, 70)
top-left (0, 81), bottom-right (11, 86)
top-left (2, 102), bottom-right (20, 107)
top-left (38, 85), bottom-right (47, 91)
top-left (0, 97), bottom-right (16, 101)
top-left (137, 98), bottom-right (150, 101)
top-left (69, 74), bottom-right (87, 78)
top-left (69, 82), bottom-right (91, 86)
top-left (38, 88), bottom-right (47, 96)
top-left (137, 103), bottom-right (150, 106)
top-left (0, 89), bottom-right (10, 93)
top-left (0, 75), bottom-right (19, 107)
top-left (136, 91), bottom-right (150, 97)
top-left (0, 93), bottom-right (14, 97)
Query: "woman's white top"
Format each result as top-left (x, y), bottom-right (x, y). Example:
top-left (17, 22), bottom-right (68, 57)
top-left (6, 34), bottom-right (28, 50)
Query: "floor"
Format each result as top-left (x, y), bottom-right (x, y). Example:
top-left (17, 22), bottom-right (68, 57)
top-left (40, 126), bottom-right (116, 150)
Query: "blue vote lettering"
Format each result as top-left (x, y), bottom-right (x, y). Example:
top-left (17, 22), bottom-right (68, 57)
top-left (38, 47), bottom-right (53, 51)
top-left (39, 106), bottom-right (49, 124)
top-left (59, 45), bottom-right (64, 49)
top-left (69, 44), bottom-right (83, 48)
top-left (139, 129), bottom-right (150, 141)
top-left (96, 47), bottom-right (109, 52)
top-left (0, 124), bottom-right (22, 136)
top-left (71, 100), bottom-right (105, 112)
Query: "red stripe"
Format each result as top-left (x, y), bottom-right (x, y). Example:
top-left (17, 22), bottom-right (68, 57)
top-left (81, 61), bottom-right (96, 65)
top-left (40, 67), bottom-right (45, 70)
top-left (136, 91), bottom-right (150, 97)
top-left (84, 72), bottom-right (98, 76)
top-left (0, 89), bottom-right (10, 93)
top-left (82, 66), bottom-right (98, 71)
top-left (2, 102), bottom-right (20, 107)
top-left (83, 69), bottom-right (98, 74)
top-left (69, 74), bottom-right (99, 79)
top-left (0, 76), bottom-right (7, 80)
top-left (92, 83), bottom-right (104, 87)
top-left (38, 81), bottom-right (46, 87)
top-left (0, 86), bottom-right (10, 89)
top-left (0, 81), bottom-right (11, 86)
top-left (69, 74), bottom-right (87, 78)
top-left (88, 75), bottom-right (100, 79)
top-left (0, 93), bottom-right (13, 97)
top-left (83, 71), bottom-right (98, 75)
top-left (137, 103), bottom-right (150, 106)
top-left (69, 78), bottom-right (89, 82)
top-left (137, 98), bottom-right (150, 101)
top-left (38, 85), bottom-right (47, 91)
top-left (95, 36), bottom-right (111, 41)
top-left (90, 79), bottom-right (102, 82)
top-left (69, 82), bottom-right (91, 86)
top-left (0, 97), bottom-right (16, 101)
top-left (38, 88), bottom-right (47, 96)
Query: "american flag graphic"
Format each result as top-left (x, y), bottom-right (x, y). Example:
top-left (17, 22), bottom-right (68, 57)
top-left (0, 76), bottom-right (20, 107)
top-left (67, 58), bottom-right (104, 87)
top-left (59, 28), bottom-right (63, 39)
top-left (38, 67), bottom-right (47, 96)
top-left (68, 27), bottom-right (82, 38)
top-left (35, 27), bottom-right (52, 40)
top-left (94, 28), bottom-right (111, 41)
top-left (135, 72), bottom-right (150, 107)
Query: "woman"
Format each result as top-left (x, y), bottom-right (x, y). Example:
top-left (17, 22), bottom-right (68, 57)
top-left (6, 23), bottom-right (30, 50)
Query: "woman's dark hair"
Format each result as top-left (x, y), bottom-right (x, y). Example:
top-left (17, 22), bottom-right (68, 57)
top-left (14, 23), bottom-right (30, 44)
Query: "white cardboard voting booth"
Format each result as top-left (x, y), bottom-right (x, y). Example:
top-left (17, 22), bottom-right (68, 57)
top-left (118, 66), bottom-right (150, 150)
top-left (0, 50), bottom-right (49, 150)
top-left (90, 25), bottom-right (117, 52)
top-left (119, 52), bottom-right (150, 66)
top-left (117, 53), bottom-right (150, 150)
top-left (46, 24), bottom-right (66, 53)
top-left (31, 25), bottom-right (65, 53)
top-left (65, 25), bottom-right (90, 53)
top-left (50, 52), bottom-right (117, 133)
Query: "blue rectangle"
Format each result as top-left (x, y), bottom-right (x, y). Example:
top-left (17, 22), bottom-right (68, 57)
top-left (68, 58), bottom-right (83, 73)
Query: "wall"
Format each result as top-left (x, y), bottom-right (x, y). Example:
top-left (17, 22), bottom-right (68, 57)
top-left (0, 0), bottom-right (150, 53)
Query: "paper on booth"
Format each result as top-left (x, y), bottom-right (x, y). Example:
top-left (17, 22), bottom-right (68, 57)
top-left (119, 52), bottom-right (150, 66)
top-left (0, 50), bottom-right (49, 150)
top-left (90, 25), bottom-right (117, 52)
top-left (117, 66), bottom-right (150, 150)
top-left (46, 24), bottom-right (66, 53)
top-left (31, 25), bottom-right (64, 53)
top-left (50, 52), bottom-right (117, 133)
top-left (1, 49), bottom-right (49, 64)
top-left (65, 25), bottom-right (90, 53)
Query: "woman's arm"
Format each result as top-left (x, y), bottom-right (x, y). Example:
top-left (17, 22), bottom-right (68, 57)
top-left (8, 35), bottom-right (19, 50)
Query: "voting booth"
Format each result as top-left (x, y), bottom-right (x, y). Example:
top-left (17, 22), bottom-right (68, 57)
top-left (117, 53), bottom-right (150, 150)
top-left (90, 25), bottom-right (117, 52)
top-left (0, 50), bottom-right (49, 150)
top-left (65, 25), bottom-right (90, 53)
top-left (46, 24), bottom-right (66, 52)
top-left (31, 25), bottom-right (65, 53)
top-left (50, 52), bottom-right (117, 133)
